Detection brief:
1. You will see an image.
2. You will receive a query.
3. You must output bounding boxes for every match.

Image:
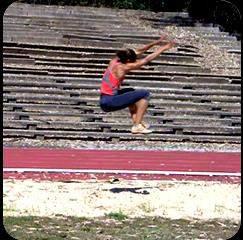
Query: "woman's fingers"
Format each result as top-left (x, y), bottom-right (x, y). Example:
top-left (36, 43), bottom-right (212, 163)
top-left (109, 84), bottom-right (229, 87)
top-left (157, 34), bottom-right (178, 48)
top-left (160, 34), bottom-right (167, 40)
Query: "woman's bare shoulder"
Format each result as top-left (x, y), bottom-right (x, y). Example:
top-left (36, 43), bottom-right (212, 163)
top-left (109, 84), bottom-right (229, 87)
top-left (109, 57), bottom-right (119, 65)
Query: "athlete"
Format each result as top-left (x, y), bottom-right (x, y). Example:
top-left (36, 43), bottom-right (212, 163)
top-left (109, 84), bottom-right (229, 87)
top-left (99, 36), bottom-right (176, 134)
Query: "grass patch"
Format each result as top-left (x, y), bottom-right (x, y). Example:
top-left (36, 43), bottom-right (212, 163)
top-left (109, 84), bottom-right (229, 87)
top-left (139, 203), bottom-right (154, 213)
top-left (106, 210), bottom-right (128, 221)
top-left (3, 216), bottom-right (240, 240)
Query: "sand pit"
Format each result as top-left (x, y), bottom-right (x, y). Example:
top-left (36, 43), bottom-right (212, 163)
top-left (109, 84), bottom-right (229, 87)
top-left (3, 179), bottom-right (241, 223)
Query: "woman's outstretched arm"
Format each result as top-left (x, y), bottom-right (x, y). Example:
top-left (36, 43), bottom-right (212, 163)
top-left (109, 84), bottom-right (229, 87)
top-left (135, 35), bottom-right (167, 57)
top-left (124, 41), bottom-right (176, 72)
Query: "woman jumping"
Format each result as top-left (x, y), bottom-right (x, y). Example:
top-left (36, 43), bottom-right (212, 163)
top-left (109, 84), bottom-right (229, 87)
top-left (99, 36), bottom-right (175, 134)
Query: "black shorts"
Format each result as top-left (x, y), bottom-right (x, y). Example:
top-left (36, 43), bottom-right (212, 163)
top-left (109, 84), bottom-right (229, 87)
top-left (100, 88), bottom-right (150, 112)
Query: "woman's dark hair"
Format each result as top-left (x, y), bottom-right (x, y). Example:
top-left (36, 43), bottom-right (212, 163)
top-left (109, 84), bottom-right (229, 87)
top-left (116, 48), bottom-right (137, 63)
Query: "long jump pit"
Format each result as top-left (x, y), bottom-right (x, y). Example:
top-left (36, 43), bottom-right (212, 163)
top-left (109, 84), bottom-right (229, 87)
top-left (3, 147), bottom-right (240, 224)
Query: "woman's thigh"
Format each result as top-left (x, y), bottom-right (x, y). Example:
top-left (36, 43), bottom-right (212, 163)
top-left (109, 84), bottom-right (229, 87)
top-left (108, 89), bottom-right (150, 110)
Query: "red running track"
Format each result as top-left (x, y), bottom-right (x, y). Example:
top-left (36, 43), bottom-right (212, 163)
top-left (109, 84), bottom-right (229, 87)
top-left (3, 147), bottom-right (241, 182)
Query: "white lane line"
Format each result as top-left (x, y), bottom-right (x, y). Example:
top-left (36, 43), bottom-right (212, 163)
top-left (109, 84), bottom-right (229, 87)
top-left (3, 168), bottom-right (241, 177)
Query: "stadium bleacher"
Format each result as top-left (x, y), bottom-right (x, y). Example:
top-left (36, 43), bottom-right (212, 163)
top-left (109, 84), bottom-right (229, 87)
top-left (3, 2), bottom-right (241, 143)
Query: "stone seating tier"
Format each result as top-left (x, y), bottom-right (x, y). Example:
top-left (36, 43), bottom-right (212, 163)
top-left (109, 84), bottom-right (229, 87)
top-left (3, 117), bottom-right (240, 135)
top-left (3, 102), bottom-right (241, 118)
top-left (3, 128), bottom-right (240, 143)
top-left (3, 64), bottom-right (240, 80)
top-left (3, 86), bottom-right (241, 103)
top-left (4, 78), bottom-right (240, 96)
top-left (3, 3), bottom-right (241, 144)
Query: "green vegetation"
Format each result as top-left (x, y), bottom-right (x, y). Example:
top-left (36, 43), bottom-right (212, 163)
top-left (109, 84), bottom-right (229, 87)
top-left (106, 210), bottom-right (128, 221)
top-left (4, 215), bottom-right (240, 240)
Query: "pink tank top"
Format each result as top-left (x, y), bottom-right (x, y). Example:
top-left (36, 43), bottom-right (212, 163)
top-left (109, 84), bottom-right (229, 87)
top-left (100, 60), bottom-right (123, 95)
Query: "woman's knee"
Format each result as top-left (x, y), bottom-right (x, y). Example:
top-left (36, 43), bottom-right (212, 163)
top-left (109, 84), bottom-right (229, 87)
top-left (136, 98), bottom-right (149, 108)
top-left (141, 89), bottom-right (150, 100)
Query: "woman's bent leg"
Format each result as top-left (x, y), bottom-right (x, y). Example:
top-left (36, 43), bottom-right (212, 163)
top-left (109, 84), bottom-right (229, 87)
top-left (100, 89), bottom-right (152, 133)
top-left (128, 104), bottom-right (137, 123)
top-left (134, 98), bottom-right (149, 125)
top-left (101, 89), bottom-right (150, 112)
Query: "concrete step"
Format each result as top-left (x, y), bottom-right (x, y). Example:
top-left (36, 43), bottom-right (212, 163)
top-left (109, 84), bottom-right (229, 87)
top-left (3, 129), bottom-right (241, 143)
top-left (44, 62), bottom-right (240, 77)
top-left (157, 65), bottom-right (211, 74)
top-left (32, 59), bottom-right (199, 69)
top-left (4, 14), bottom-right (132, 26)
top-left (145, 12), bottom-right (189, 19)
top-left (4, 102), bottom-right (240, 118)
top-left (3, 118), bottom-right (240, 135)
top-left (186, 31), bottom-right (229, 37)
top-left (5, 3), bottom-right (103, 15)
top-left (3, 118), bottom-right (166, 133)
top-left (3, 47), bottom-right (198, 63)
top-left (199, 35), bottom-right (237, 42)
top-left (55, 28), bottom-right (156, 36)
top-left (4, 113), bottom-right (240, 129)
top-left (3, 52), bottom-right (197, 65)
top-left (3, 72), bottom-right (240, 91)
top-left (3, 36), bottom-right (201, 56)
top-left (1, 62), bottom-right (215, 76)
top-left (3, 22), bottom-right (160, 36)
top-left (181, 26), bottom-right (220, 33)
top-left (4, 102), bottom-right (240, 124)
top-left (171, 76), bottom-right (240, 84)
top-left (226, 49), bottom-right (241, 54)
top-left (3, 93), bottom-right (240, 111)
top-left (4, 23), bottom-right (146, 35)
top-left (4, 10), bottom-right (115, 19)
top-left (4, 71), bottom-right (239, 84)
top-left (3, 107), bottom-right (238, 125)
top-left (3, 42), bottom-right (202, 58)
top-left (3, 68), bottom-right (240, 88)
top-left (4, 37), bottom-right (124, 48)
top-left (5, 22), bottom-right (137, 33)
top-left (3, 86), bottom-right (241, 103)
top-left (4, 78), bottom-right (240, 96)
top-left (4, 32), bottom-right (118, 44)
top-left (3, 57), bottom-right (35, 65)
top-left (4, 29), bottom-right (59, 36)
top-left (209, 40), bottom-right (241, 48)
top-left (3, 101), bottom-right (240, 128)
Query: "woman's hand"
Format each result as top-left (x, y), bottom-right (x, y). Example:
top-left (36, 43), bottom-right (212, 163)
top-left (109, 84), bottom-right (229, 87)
top-left (135, 35), bottom-right (175, 57)
top-left (163, 40), bottom-right (177, 50)
top-left (154, 35), bottom-right (167, 45)
top-left (156, 35), bottom-right (178, 48)
top-left (158, 34), bottom-right (168, 43)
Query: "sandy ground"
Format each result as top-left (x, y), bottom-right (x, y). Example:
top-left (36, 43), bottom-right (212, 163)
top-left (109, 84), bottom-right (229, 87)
top-left (3, 179), bottom-right (241, 223)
